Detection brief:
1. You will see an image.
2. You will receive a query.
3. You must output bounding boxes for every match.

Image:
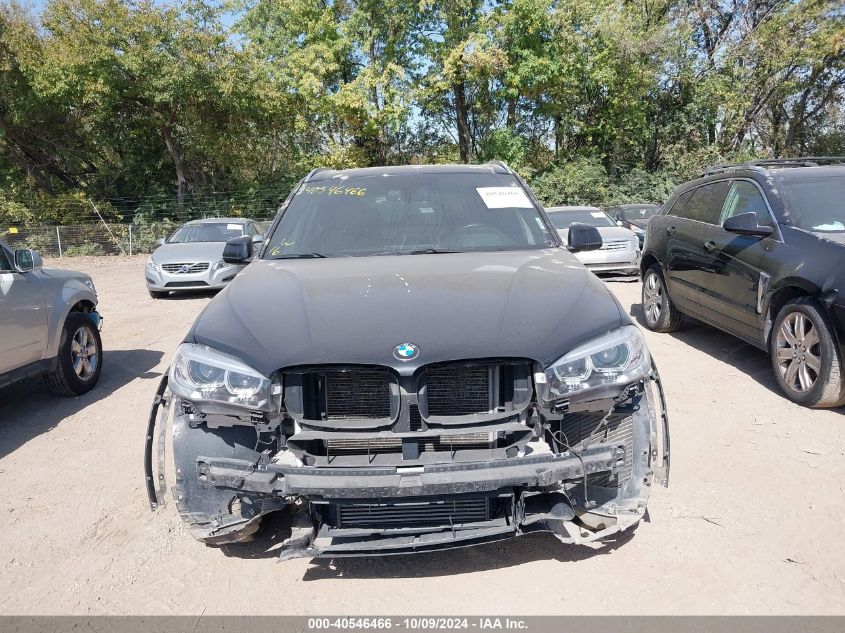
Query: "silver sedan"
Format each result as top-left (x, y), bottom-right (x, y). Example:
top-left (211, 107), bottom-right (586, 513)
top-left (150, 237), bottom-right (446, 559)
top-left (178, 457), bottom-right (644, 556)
top-left (144, 218), bottom-right (265, 298)
top-left (547, 206), bottom-right (640, 274)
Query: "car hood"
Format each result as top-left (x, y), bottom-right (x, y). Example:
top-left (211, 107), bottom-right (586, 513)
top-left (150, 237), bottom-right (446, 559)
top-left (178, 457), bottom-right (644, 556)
top-left (152, 241), bottom-right (227, 263)
top-left (37, 267), bottom-right (92, 284)
top-left (627, 218), bottom-right (649, 229)
top-left (556, 226), bottom-right (637, 242)
top-left (188, 249), bottom-right (627, 376)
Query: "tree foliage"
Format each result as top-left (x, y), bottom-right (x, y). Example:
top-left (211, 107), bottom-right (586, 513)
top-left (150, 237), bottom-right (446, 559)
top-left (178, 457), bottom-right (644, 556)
top-left (0, 0), bottom-right (842, 219)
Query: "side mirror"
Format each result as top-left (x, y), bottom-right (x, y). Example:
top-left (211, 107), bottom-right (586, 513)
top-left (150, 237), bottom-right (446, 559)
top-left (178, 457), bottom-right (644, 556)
top-left (723, 212), bottom-right (774, 237)
top-left (567, 223), bottom-right (603, 252)
top-left (155, 237), bottom-right (166, 246)
top-left (223, 235), bottom-right (254, 264)
top-left (14, 248), bottom-right (42, 272)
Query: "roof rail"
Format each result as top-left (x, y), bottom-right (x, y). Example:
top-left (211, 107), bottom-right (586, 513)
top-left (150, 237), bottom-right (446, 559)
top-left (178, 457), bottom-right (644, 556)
top-left (484, 160), bottom-right (514, 174)
top-left (700, 156), bottom-right (845, 178)
top-left (303, 167), bottom-right (332, 182)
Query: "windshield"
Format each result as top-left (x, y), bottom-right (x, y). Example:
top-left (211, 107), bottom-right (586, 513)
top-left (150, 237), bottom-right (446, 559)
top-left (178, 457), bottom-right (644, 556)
top-left (779, 175), bottom-right (845, 232)
top-left (547, 209), bottom-right (614, 229)
top-left (621, 206), bottom-right (658, 221)
top-left (168, 222), bottom-right (245, 243)
top-left (264, 173), bottom-right (555, 258)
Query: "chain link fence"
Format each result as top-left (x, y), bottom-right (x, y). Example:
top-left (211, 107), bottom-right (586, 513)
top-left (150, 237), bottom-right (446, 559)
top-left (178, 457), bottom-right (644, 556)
top-left (1, 192), bottom-right (283, 258)
top-left (3, 220), bottom-right (277, 258)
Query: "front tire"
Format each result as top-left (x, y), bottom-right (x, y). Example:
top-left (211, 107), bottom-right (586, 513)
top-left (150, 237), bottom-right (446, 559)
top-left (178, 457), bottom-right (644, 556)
top-left (641, 265), bottom-right (683, 333)
top-left (44, 312), bottom-right (103, 396)
top-left (771, 298), bottom-right (845, 408)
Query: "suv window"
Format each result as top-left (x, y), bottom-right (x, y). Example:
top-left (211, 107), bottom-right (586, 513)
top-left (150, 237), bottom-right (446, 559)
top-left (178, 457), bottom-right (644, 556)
top-left (721, 181), bottom-right (773, 228)
top-left (681, 181), bottom-right (730, 224)
top-left (0, 247), bottom-right (11, 272)
top-left (667, 190), bottom-right (694, 217)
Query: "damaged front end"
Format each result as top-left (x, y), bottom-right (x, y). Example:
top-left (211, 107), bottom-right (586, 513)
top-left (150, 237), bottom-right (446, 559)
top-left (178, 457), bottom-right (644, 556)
top-left (145, 330), bottom-right (669, 558)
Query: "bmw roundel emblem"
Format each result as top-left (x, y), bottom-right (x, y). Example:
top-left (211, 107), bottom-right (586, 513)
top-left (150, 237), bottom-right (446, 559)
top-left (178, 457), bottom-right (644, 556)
top-left (393, 343), bottom-right (419, 362)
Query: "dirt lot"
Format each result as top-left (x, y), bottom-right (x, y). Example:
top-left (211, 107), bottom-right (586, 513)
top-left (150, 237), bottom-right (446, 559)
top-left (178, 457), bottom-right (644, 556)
top-left (1, 255), bottom-right (844, 615)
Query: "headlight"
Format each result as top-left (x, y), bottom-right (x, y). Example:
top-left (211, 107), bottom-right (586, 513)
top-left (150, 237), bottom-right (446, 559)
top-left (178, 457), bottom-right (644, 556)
top-left (212, 260), bottom-right (227, 271)
top-left (145, 259), bottom-right (158, 272)
top-left (632, 226), bottom-right (645, 235)
top-left (543, 325), bottom-right (650, 399)
top-left (169, 343), bottom-right (274, 411)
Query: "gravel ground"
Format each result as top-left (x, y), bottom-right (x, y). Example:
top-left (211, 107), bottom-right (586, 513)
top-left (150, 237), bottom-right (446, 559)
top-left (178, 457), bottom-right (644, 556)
top-left (1, 256), bottom-right (844, 615)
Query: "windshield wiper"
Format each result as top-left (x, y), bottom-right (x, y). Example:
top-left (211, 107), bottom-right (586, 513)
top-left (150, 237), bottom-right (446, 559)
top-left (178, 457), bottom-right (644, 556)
top-left (373, 248), bottom-right (460, 256)
top-left (271, 252), bottom-right (328, 259)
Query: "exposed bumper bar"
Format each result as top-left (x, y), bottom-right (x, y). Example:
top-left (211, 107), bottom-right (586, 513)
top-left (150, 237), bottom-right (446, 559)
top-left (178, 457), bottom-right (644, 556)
top-left (196, 443), bottom-right (620, 499)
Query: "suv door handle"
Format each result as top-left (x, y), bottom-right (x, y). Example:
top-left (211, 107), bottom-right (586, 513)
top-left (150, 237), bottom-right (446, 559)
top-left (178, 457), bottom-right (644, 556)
top-left (666, 226), bottom-right (676, 236)
top-left (703, 240), bottom-right (716, 252)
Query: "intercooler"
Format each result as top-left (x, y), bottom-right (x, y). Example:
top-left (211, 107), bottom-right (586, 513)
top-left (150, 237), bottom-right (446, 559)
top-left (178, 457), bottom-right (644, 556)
top-left (324, 370), bottom-right (392, 420)
top-left (424, 365), bottom-right (492, 416)
top-left (557, 411), bottom-right (634, 487)
top-left (325, 432), bottom-right (493, 455)
top-left (334, 497), bottom-right (492, 528)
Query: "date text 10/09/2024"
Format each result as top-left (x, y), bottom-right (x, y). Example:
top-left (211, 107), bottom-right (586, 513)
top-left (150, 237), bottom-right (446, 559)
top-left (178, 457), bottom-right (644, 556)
top-left (307, 618), bottom-right (529, 630)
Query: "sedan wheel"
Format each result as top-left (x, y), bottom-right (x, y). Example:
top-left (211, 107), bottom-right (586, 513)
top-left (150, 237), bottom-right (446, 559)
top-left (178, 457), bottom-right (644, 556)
top-left (770, 299), bottom-right (845, 408)
top-left (643, 272), bottom-right (663, 326)
top-left (71, 325), bottom-right (100, 380)
top-left (774, 312), bottom-right (821, 392)
top-left (641, 265), bottom-right (683, 333)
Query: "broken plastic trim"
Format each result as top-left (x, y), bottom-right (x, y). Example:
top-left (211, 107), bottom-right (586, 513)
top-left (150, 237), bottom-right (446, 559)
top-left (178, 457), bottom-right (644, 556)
top-left (145, 372), bottom-right (169, 511)
top-left (649, 362), bottom-right (670, 487)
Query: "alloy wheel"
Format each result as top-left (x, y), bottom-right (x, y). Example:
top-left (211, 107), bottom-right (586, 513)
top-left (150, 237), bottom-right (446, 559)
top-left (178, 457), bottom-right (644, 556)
top-left (775, 312), bottom-right (821, 393)
top-left (643, 272), bottom-right (663, 326)
top-left (71, 325), bottom-right (99, 381)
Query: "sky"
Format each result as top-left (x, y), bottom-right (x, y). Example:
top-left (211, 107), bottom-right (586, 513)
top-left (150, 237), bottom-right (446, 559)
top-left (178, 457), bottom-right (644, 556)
top-left (20, 0), bottom-right (241, 28)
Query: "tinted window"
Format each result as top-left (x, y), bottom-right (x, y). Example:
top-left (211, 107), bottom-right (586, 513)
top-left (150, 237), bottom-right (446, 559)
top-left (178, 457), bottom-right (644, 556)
top-left (681, 182), bottom-right (730, 224)
top-left (778, 175), bottom-right (845, 232)
top-left (721, 181), bottom-right (773, 228)
top-left (0, 247), bottom-right (10, 271)
top-left (265, 173), bottom-right (554, 258)
top-left (547, 210), bottom-right (615, 228)
top-left (667, 190), bottom-right (694, 217)
top-left (168, 222), bottom-right (245, 243)
top-left (621, 206), bottom-right (658, 221)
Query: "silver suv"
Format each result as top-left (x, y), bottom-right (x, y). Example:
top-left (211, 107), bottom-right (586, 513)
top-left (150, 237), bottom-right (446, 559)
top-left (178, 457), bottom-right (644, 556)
top-left (0, 240), bottom-right (103, 395)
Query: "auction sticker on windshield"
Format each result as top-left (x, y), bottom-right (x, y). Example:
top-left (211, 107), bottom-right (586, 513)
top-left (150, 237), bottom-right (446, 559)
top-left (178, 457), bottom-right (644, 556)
top-left (477, 187), bottom-right (533, 209)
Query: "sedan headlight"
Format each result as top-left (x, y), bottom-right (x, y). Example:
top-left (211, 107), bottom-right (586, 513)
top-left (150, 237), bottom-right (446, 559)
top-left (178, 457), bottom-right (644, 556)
top-left (543, 325), bottom-right (650, 399)
top-left (169, 343), bottom-right (274, 411)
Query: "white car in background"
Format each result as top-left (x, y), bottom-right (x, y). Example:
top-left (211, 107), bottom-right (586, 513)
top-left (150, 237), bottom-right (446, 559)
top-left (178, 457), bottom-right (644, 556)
top-left (546, 206), bottom-right (640, 274)
top-left (144, 218), bottom-right (265, 298)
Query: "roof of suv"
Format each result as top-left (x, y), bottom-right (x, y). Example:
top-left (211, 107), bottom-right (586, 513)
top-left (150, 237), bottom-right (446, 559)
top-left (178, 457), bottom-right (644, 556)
top-left (307, 163), bottom-right (512, 181)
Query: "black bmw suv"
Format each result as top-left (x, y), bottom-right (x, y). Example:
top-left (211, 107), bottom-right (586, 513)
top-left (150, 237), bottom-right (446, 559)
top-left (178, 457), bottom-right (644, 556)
top-left (640, 157), bottom-right (845, 408)
top-left (146, 163), bottom-right (670, 557)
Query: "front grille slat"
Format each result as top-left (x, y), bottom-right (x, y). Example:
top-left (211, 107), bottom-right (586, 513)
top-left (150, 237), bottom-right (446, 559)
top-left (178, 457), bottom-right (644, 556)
top-left (325, 370), bottom-right (391, 420)
top-left (425, 366), bottom-right (491, 416)
top-left (326, 432), bottom-right (492, 455)
top-left (164, 281), bottom-right (209, 288)
top-left (599, 240), bottom-right (629, 252)
top-left (337, 498), bottom-right (490, 528)
top-left (161, 262), bottom-right (210, 274)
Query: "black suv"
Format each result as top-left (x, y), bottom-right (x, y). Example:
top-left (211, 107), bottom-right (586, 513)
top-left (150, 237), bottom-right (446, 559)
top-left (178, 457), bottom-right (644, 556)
top-left (640, 157), bottom-right (845, 407)
top-left (146, 163), bottom-right (670, 557)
